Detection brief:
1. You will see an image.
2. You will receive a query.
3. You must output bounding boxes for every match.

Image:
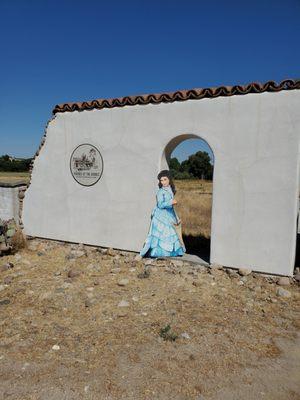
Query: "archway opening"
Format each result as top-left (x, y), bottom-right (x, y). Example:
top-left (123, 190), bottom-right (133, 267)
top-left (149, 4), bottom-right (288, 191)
top-left (161, 134), bottom-right (214, 263)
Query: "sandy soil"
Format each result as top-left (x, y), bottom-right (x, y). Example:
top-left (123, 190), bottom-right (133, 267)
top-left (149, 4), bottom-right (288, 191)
top-left (0, 238), bottom-right (299, 400)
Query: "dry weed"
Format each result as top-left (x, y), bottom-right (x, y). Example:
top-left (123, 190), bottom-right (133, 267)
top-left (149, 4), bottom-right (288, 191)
top-left (10, 227), bottom-right (28, 252)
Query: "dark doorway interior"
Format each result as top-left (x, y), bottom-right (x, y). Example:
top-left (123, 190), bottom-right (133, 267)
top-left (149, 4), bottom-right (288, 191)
top-left (294, 233), bottom-right (300, 271)
top-left (294, 211), bottom-right (300, 272)
top-left (183, 234), bottom-right (211, 263)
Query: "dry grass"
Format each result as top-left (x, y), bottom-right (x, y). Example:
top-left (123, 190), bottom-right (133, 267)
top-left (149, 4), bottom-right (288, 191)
top-left (0, 172), bottom-right (30, 184)
top-left (174, 179), bottom-right (213, 238)
top-left (10, 228), bottom-right (28, 253)
top-left (0, 239), bottom-right (299, 399)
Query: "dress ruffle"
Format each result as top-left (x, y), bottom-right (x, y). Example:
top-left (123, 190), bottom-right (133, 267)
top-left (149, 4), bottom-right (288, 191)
top-left (139, 210), bottom-right (185, 257)
top-left (140, 186), bottom-right (186, 258)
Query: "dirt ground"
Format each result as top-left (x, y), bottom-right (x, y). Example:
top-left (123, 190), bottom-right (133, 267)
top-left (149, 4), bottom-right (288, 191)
top-left (0, 238), bottom-right (299, 400)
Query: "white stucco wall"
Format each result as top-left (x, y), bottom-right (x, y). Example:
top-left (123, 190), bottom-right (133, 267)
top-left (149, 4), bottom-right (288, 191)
top-left (0, 186), bottom-right (20, 222)
top-left (22, 89), bottom-right (300, 275)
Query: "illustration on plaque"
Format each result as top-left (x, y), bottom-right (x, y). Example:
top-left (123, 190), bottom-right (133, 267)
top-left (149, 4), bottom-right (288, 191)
top-left (70, 144), bottom-right (103, 186)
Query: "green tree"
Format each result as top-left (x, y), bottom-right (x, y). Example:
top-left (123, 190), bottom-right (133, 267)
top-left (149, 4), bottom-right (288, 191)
top-left (180, 159), bottom-right (190, 173)
top-left (178, 151), bottom-right (213, 179)
top-left (169, 157), bottom-right (182, 179)
top-left (2, 154), bottom-right (10, 162)
top-left (169, 157), bottom-right (181, 172)
top-left (187, 151), bottom-right (212, 179)
top-left (0, 155), bottom-right (32, 172)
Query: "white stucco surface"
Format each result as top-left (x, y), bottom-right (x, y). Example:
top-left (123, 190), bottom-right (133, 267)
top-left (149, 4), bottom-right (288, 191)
top-left (22, 90), bottom-right (300, 275)
top-left (0, 187), bottom-right (20, 221)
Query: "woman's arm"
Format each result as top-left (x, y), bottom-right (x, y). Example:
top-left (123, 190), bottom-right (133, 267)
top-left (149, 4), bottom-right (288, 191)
top-left (156, 190), bottom-right (173, 209)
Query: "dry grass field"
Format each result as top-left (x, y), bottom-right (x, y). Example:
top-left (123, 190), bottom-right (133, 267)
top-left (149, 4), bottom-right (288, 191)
top-left (174, 179), bottom-right (212, 238)
top-left (0, 172), bottom-right (30, 184)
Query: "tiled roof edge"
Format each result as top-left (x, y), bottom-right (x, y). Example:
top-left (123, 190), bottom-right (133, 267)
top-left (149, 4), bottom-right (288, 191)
top-left (53, 78), bottom-right (300, 114)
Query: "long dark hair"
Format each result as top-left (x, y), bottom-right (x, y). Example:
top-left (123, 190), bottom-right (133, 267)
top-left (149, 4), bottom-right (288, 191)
top-left (157, 169), bottom-right (176, 195)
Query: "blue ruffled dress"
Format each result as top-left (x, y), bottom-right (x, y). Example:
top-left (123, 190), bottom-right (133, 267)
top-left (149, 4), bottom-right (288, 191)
top-left (139, 185), bottom-right (186, 257)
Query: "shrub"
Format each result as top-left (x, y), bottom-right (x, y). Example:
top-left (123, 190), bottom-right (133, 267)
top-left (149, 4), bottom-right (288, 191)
top-left (159, 324), bottom-right (178, 341)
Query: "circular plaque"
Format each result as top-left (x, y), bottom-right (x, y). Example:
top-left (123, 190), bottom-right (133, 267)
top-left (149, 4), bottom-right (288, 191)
top-left (70, 144), bottom-right (103, 186)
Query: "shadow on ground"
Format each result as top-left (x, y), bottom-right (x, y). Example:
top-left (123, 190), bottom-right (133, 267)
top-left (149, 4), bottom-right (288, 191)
top-left (183, 234), bottom-right (210, 263)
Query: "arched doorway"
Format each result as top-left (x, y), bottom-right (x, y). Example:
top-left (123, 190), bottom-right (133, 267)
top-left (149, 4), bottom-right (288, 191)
top-left (160, 134), bottom-right (215, 263)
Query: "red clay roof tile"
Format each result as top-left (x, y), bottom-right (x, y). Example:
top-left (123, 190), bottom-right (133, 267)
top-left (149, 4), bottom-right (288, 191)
top-left (53, 79), bottom-right (300, 114)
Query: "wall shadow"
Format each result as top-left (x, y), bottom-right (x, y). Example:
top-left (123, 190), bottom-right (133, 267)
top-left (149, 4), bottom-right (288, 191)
top-left (182, 234), bottom-right (210, 263)
top-left (294, 233), bottom-right (300, 271)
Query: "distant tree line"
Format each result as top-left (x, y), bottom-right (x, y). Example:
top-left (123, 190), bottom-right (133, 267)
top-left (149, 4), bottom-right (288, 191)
top-left (0, 154), bottom-right (32, 172)
top-left (169, 151), bottom-right (213, 180)
top-left (0, 151), bottom-right (213, 177)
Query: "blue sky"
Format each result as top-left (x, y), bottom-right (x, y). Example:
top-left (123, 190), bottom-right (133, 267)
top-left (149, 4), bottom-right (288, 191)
top-left (0, 0), bottom-right (299, 162)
